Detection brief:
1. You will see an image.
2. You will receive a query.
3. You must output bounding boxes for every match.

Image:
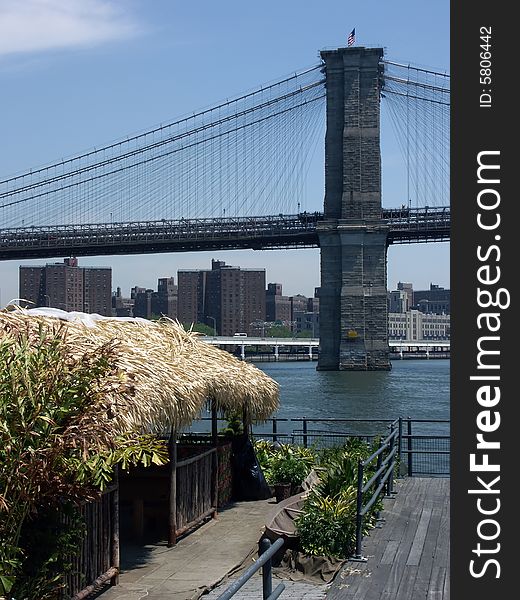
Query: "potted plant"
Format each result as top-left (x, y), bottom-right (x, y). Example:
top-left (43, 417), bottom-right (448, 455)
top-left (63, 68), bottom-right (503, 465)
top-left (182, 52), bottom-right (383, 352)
top-left (271, 456), bottom-right (309, 502)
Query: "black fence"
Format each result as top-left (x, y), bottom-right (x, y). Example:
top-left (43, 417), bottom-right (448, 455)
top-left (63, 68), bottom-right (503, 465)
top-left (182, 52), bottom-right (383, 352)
top-left (190, 416), bottom-right (450, 477)
top-left (398, 418), bottom-right (450, 477)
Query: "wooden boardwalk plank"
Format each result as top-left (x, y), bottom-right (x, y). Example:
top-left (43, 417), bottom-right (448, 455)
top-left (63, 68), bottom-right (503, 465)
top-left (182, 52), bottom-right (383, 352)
top-left (327, 478), bottom-right (450, 600)
top-left (427, 566), bottom-right (447, 600)
top-left (406, 507), bottom-right (433, 565)
top-left (381, 541), bottom-right (399, 565)
top-left (410, 496), bottom-right (446, 597)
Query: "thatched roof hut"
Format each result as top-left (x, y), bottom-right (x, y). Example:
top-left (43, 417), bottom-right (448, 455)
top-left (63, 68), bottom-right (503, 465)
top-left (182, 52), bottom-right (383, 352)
top-left (0, 308), bottom-right (279, 434)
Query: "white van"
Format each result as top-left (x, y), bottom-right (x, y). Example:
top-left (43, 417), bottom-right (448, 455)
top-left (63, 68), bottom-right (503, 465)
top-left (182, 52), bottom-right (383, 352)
top-left (233, 333), bottom-right (248, 337)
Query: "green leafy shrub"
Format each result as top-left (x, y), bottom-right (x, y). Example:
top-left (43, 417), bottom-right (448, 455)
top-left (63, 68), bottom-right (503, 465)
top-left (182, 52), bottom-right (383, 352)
top-left (271, 456), bottom-right (310, 487)
top-left (0, 326), bottom-right (168, 598)
top-left (297, 487), bottom-right (358, 557)
top-left (253, 440), bottom-right (315, 486)
top-left (219, 409), bottom-right (244, 437)
top-left (296, 438), bottom-right (385, 558)
top-left (253, 437), bottom-right (389, 559)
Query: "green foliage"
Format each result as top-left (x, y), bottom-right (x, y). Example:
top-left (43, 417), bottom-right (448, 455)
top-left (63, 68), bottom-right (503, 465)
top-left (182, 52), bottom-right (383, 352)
top-left (254, 437), bottom-right (390, 559)
top-left (253, 439), bottom-right (276, 483)
top-left (296, 437), bottom-right (384, 559)
top-left (219, 409), bottom-right (244, 437)
top-left (296, 487), bottom-right (359, 557)
top-left (314, 438), bottom-right (376, 497)
top-left (266, 325), bottom-right (293, 338)
top-left (253, 440), bottom-right (315, 486)
top-left (182, 322), bottom-right (216, 336)
top-left (0, 327), bottom-right (168, 598)
top-left (271, 456), bottom-right (310, 487)
top-left (295, 330), bottom-right (313, 338)
top-left (12, 504), bottom-right (86, 600)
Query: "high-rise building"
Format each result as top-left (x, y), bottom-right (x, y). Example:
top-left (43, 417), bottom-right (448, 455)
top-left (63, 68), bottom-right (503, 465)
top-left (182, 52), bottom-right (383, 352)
top-left (388, 289), bottom-right (408, 313)
top-left (292, 293), bottom-right (320, 336)
top-left (177, 270), bottom-right (208, 326)
top-left (413, 284), bottom-right (450, 314)
top-left (265, 283), bottom-right (291, 323)
top-left (293, 311), bottom-right (320, 337)
top-left (132, 287), bottom-right (154, 319)
top-left (153, 277), bottom-right (178, 319)
top-left (397, 282), bottom-right (414, 312)
top-left (84, 266), bottom-right (113, 315)
top-left (177, 259), bottom-right (265, 335)
top-left (112, 278), bottom-right (178, 319)
top-left (19, 258), bottom-right (111, 315)
top-left (290, 294), bottom-right (308, 318)
top-left (112, 287), bottom-right (135, 317)
top-left (264, 285), bottom-right (320, 333)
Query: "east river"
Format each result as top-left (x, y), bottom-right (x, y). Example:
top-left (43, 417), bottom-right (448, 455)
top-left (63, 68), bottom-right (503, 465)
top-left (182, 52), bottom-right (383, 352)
top-left (253, 359), bottom-right (450, 438)
top-left (195, 359), bottom-right (449, 439)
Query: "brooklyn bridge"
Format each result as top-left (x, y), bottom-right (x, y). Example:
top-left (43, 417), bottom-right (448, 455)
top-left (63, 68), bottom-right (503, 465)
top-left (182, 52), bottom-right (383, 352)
top-left (0, 46), bottom-right (449, 370)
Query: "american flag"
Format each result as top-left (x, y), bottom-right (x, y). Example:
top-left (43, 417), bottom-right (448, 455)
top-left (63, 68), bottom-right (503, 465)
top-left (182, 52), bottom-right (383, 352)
top-left (347, 28), bottom-right (355, 47)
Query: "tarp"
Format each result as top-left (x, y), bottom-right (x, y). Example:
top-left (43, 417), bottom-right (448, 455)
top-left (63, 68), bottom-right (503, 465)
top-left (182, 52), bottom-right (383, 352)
top-left (265, 492), bottom-right (306, 538)
top-left (273, 550), bottom-right (346, 584)
top-left (231, 434), bottom-right (272, 501)
top-left (264, 469), bottom-right (320, 538)
top-left (22, 306), bottom-right (150, 327)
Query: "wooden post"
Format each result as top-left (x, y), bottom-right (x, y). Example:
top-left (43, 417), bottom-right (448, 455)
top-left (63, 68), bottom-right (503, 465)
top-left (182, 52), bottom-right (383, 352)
top-left (242, 405), bottom-right (249, 438)
top-left (407, 417), bottom-right (413, 477)
top-left (211, 400), bottom-right (218, 445)
top-left (211, 400), bottom-right (219, 517)
top-left (168, 426), bottom-right (178, 547)
top-left (110, 467), bottom-right (120, 586)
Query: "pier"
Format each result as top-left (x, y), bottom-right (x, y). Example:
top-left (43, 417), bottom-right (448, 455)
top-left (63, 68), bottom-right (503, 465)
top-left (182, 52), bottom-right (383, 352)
top-left (327, 477), bottom-right (449, 599)
top-left (201, 337), bottom-right (450, 361)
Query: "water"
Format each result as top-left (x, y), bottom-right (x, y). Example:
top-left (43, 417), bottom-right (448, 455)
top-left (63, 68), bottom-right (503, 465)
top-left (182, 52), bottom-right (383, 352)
top-left (252, 359), bottom-right (450, 440)
top-left (193, 359), bottom-right (450, 441)
top-left (257, 359), bottom-right (449, 422)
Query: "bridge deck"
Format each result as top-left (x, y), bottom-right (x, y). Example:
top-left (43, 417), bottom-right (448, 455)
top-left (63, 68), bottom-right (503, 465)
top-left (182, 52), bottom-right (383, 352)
top-left (327, 477), bottom-right (449, 599)
top-left (0, 209), bottom-right (449, 261)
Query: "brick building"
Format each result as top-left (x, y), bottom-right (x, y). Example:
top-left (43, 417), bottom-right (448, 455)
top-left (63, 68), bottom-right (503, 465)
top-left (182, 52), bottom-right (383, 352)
top-left (19, 258), bottom-right (111, 315)
top-left (178, 259), bottom-right (265, 336)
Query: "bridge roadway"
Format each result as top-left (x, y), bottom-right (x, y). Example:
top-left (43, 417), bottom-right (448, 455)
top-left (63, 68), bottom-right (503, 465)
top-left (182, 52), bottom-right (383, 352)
top-left (0, 207), bottom-right (449, 260)
top-left (202, 335), bottom-right (450, 357)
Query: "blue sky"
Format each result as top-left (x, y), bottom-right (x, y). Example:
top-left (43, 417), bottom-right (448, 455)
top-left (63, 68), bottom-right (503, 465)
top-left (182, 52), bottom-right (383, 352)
top-left (0, 0), bottom-right (449, 307)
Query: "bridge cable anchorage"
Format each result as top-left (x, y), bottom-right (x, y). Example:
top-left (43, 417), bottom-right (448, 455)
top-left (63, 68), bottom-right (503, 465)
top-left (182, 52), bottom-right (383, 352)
top-left (1, 65), bottom-right (326, 229)
top-left (381, 59), bottom-right (450, 211)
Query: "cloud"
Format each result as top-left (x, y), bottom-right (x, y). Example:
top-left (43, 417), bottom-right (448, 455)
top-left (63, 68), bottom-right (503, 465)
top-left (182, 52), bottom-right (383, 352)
top-left (0, 0), bottom-right (141, 57)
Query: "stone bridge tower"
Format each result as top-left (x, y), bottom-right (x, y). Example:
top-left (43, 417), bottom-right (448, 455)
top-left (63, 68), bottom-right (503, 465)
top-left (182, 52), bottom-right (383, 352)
top-left (317, 47), bottom-right (391, 371)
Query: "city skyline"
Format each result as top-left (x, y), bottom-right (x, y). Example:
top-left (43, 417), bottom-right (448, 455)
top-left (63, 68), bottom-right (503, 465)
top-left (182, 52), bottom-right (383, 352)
top-left (0, 1), bottom-right (449, 308)
top-left (1, 247), bottom-right (448, 308)
top-left (9, 252), bottom-right (448, 311)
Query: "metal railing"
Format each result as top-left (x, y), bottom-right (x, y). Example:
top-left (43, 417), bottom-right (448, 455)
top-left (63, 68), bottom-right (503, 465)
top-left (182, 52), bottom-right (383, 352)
top-left (0, 207), bottom-right (450, 260)
top-left (398, 417), bottom-right (450, 476)
top-left (216, 537), bottom-right (285, 600)
top-left (189, 416), bottom-right (450, 474)
top-left (191, 417), bottom-right (395, 448)
top-left (353, 424), bottom-right (399, 560)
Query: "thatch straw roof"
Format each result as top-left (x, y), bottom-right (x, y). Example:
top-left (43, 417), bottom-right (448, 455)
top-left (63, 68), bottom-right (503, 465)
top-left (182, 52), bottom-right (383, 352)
top-left (0, 308), bottom-right (279, 434)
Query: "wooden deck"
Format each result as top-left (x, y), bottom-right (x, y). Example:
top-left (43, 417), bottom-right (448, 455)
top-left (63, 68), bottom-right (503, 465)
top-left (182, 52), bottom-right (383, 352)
top-left (327, 477), bottom-right (450, 599)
